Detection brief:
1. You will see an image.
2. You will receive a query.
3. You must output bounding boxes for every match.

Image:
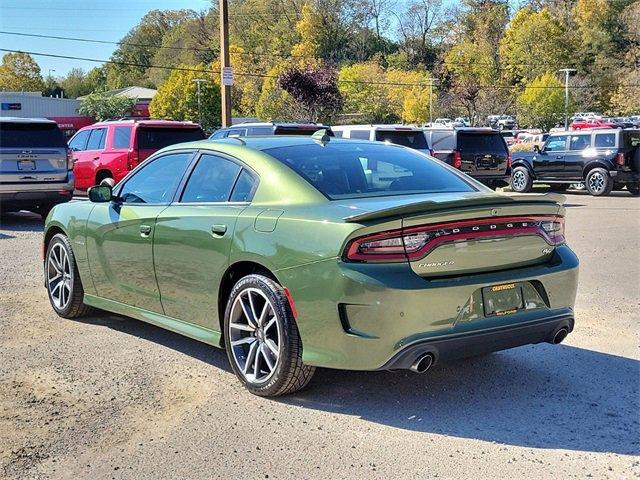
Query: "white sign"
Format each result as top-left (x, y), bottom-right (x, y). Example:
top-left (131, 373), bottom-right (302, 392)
top-left (222, 67), bottom-right (234, 86)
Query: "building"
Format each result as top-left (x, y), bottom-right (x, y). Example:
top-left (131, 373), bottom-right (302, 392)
top-left (0, 91), bottom-right (93, 138)
top-left (82, 86), bottom-right (157, 117)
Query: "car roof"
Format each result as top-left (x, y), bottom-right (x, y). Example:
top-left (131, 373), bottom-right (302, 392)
top-left (424, 126), bottom-right (497, 133)
top-left (0, 116), bottom-right (57, 124)
top-left (221, 122), bottom-right (328, 128)
top-left (90, 119), bottom-right (201, 128)
top-left (332, 124), bottom-right (423, 131)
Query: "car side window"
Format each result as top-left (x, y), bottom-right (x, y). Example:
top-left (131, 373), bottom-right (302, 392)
top-left (85, 128), bottom-right (107, 151)
top-left (68, 130), bottom-right (90, 151)
top-left (210, 129), bottom-right (228, 139)
top-left (569, 135), bottom-right (591, 151)
top-left (430, 132), bottom-right (455, 150)
top-left (112, 126), bottom-right (132, 149)
top-left (230, 169), bottom-right (257, 202)
top-left (544, 136), bottom-right (567, 152)
top-left (180, 154), bottom-right (242, 203)
top-left (350, 130), bottom-right (371, 140)
top-left (227, 128), bottom-right (247, 137)
top-left (594, 133), bottom-right (616, 148)
top-left (249, 126), bottom-right (273, 135)
top-left (119, 152), bottom-right (192, 204)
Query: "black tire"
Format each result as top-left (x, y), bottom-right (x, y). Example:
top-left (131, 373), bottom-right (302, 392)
top-left (548, 184), bottom-right (569, 192)
top-left (510, 166), bottom-right (533, 193)
top-left (627, 184), bottom-right (640, 196)
top-left (585, 168), bottom-right (613, 196)
top-left (223, 274), bottom-right (315, 397)
top-left (95, 171), bottom-right (114, 187)
top-left (45, 233), bottom-right (93, 319)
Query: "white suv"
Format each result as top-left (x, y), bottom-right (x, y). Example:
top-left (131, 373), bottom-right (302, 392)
top-left (331, 125), bottom-right (432, 154)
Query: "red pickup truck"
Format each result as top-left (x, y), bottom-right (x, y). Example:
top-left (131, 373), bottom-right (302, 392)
top-left (570, 118), bottom-right (618, 130)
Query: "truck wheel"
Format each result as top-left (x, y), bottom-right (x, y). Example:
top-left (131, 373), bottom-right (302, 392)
top-left (511, 167), bottom-right (532, 193)
top-left (585, 168), bottom-right (613, 196)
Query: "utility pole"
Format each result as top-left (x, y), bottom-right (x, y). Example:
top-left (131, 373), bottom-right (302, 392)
top-left (558, 68), bottom-right (576, 130)
top-left (427, 77), bottom-right (438, 125)
top-left (219, 0), bottom-right (232, 127)
top-left (193, 78), bottom-right (206, 126)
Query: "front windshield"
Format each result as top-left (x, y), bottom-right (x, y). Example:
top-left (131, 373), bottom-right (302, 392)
top-left (263, 142), bottom-right (476, 200)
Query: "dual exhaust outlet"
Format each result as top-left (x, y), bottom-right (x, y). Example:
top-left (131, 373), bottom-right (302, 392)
top-left (408, 326), bottom-right (570, 374)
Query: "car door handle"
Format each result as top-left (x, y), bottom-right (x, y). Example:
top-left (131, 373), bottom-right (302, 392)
top-left (93, 156), bottom-right (100, 160)
top-left (211, 224), bottom-right (227, 236)
top-left (139, 225), bottom-right (152, 237)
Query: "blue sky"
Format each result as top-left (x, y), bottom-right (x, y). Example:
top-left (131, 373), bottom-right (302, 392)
top-left (0, 0), bottom-right (212, 77)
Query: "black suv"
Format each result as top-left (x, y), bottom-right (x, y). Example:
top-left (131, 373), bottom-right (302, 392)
top-left (423, 127), bottom-right (511, 188)
top-left (510, 129), bottom-right (640, 196)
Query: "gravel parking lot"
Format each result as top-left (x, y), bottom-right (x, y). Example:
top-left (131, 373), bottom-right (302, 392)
top-left (1, 191), bottom-right (638, 480)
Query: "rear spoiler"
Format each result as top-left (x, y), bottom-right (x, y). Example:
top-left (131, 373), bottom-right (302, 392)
top-left (343, 193), bottom-right (565, 223)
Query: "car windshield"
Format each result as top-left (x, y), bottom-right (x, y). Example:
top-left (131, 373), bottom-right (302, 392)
top-left (137, 127), bottom-right (204, 150)
top-left (458, 133), bottom-right (507, 152)
top-left (0, 122), bottom-right (66, 148)
top-left (374, 130), bottom-right (429, 149)
top-left (264, 142), bottom-right (475, 200)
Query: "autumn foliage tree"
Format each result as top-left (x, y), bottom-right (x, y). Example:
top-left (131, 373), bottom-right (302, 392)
top-left (0, 52), bottom-right (44, 92)
top-left (517, 73), bottom-right (567, 131)
top-left (277, 66), bottom-right (343, 123)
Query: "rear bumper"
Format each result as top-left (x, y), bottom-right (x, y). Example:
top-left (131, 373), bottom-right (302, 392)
top-left (277, 245), bottom-right (579, 370)
top-left (379, 314), bottom-right (573, 370)
top-left (0, 176), bottom-right (74, 210)
top-left (611, 169), bottom-right (639, 184)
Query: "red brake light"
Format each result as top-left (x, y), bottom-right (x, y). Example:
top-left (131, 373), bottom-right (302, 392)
top-left (616, 152), bottom-right (625, 166)
top-left (452, 150), bottom-right (462, 169)
top-left (66, 148), bottom-right (74, 170)
top-left (127, 149), bottom-right (140, 170)
top-left (344, 216), bottom-right (565, 263)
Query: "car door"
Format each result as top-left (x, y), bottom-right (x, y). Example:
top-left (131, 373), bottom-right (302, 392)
top-left (153, 152), bottom-right (257, 329)
top-left (85, 151), bottom-right (195, 313)
top-left (68, 129), bottom-right (92, 189)
top-left (534, 135), bottom-right (567, 178)
top-left (564, 133), bottom-right (592, 179)
top-left (74, 127), bottom-right (107, 189)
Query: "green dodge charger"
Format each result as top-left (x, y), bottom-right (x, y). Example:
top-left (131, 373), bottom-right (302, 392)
top-left (43, 134), bottom-right (579, 396)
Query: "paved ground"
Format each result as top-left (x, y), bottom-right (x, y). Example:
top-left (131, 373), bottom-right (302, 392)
top-left (1, 191), bottom-right (638, 480)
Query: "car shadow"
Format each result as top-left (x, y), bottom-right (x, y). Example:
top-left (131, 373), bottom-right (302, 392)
top-left (73, 312), bottom-right (638, 456)
top-left (0, 211), bottom-right (45, 232)
top-left (283, 344), bottom-right (639, 456)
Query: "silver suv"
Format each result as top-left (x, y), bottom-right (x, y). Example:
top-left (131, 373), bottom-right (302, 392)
top-left (0, 117), bottom-right (74, 218)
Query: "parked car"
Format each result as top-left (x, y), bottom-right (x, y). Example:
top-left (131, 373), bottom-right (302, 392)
top-left (610, 117), bottom-right (636, 129)
top-left (423, 127), bottom-right (511, 188)
top-left (454, 117), bottom-right (471, 127)
top-left (571, 112), bottom-right (600, 121)
top-left (0, 117), bottom-right (74, 218)
top-left (210, 122), bottom-right (333, 139)
top-left (510, 129), bottom-right (640, 196)
top-left (500, 130), bottom-right (520, 146)
top-left (495, 115), bottom-right (517, 130)
top-left (69, 119), bottom-right (205, 190)
top-left (43, 134), bottom-right (579, 396)
top-left (433, 118), bottom-right (455, 127)
top-left (332, 125), bottom-right (431, 154)
top-left (570, 118), bottom-right (618, 130)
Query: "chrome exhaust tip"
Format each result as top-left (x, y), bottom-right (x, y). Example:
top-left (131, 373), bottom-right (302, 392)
top-left (410, 353), bottom-right (434, 373)
top-left (552, 327), bottom-right (569, 345)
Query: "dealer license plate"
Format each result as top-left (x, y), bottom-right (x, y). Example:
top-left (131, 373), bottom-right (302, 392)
top-left (17, 160), bottom-right (36, 171)
top-left (482, 283), bottom-right (524, 316)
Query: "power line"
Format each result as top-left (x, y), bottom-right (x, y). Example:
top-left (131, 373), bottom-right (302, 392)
top-left (1, 48), bottom-right (638, 90)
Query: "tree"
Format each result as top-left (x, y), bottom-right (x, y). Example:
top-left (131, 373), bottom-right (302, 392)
top-left (338, 62), bottom-right (396, 122)
top-left (149, 64), bottom-right (221, 130)
top-left (0, 52), bottom-right (44, 92)
top-left (385, 69), bottom-right (434, 123)
top-left (277, 65), bottom-right (343, 122)
top-left (609, 69), bottom-right (640, 115)
top-left (500, 8), bottom-right (572, 84)
top-left (395, 0), bottom-right (445, 68)
top-left (78, 93), bottom-right (137, 121)
top-left (517, 73), bottom-right (567, 131)
top-left (59, 68), bottom-right (95, 99)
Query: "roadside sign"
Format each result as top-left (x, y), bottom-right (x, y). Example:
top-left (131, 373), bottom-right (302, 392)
top-left (222, 67), bottom-right (234, 86)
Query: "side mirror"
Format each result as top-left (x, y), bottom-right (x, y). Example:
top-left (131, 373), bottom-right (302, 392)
top-left (88, 185), bottom-right (113, 203)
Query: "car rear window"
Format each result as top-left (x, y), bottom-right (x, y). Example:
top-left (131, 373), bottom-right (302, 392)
top-left (457, 133), bottom-right (507, 153)
top-left (137, 127), bottom-right (204, 150)
top-left (623, 131), bottom-right (640, 149)
top-left (0, 122), bottom-right (66, 148)
top-left (273, 126), bottom-right (333, 136)
top-left (264, 142), bottom-right (475, 200)
top-left (374, 130), bottom-right (428, 149)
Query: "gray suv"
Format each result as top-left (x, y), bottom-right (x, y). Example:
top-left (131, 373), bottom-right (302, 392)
top-left (0, 118), bottom-right (74, 218)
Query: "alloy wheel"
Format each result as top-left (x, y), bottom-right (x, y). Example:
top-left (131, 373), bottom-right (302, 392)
top-left (47, 243), bottom-right (72, 310)
top-left (229, 288), bottom-right (282, 384)
top-left (513, 170), bottom-right (526, 190)
top-left (588, 171), bottom-right (605, 194)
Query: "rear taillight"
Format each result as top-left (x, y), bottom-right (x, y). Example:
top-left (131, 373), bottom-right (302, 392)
top-left (66, 149), bottom-right (74, 170)
top-left (616, 152), bottom-right (625, 167)
top-left (127, 149), bottom-right (140, 170)
top-left (452, 150), bottom-right (462, 169)
top-left (344, 215), bottom-right (565, 263)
